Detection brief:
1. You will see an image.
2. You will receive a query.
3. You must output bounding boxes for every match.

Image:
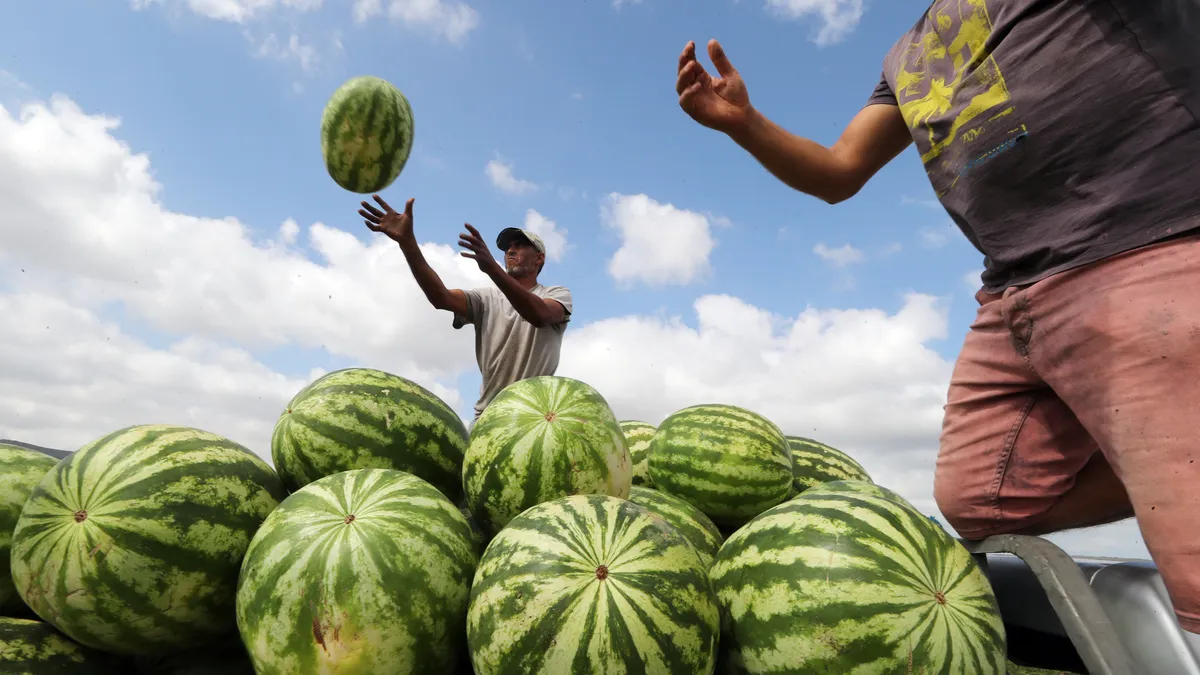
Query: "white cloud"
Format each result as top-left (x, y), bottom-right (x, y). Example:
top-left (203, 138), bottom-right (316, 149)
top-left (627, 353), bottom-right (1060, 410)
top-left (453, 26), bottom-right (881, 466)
top-left (132, 0), bottom-right (321, 23)
top-left (522, 209), bottom-right (569, 263)
top-left (352, 0), bottom-right (480, 43)
top-left (0, 86), bottom-right (1152, 561)
top-left (602, 193), bottom-right (715, 288)
top-left (919, 223), bottom-right (959, 248)
top-left (764, 0), bottom-right (864, 46)
top-left (249, 32), bottom-right (321, 72)
top-left (485, 159), bottom-right (538, 195)
top-left (813, 242), bottom-right (864, 267)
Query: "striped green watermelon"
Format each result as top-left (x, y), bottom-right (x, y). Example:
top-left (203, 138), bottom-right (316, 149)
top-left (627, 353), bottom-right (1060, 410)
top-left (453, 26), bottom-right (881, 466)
top-left (628, 485), bottom-right (723, 568)
top-left (709, 485), bottom-right (1006, 673)
top-left (462, 376), bottom-right (631, 536)
top-left (134, 634), bottom-right (253, 675)
top-left (0, 617), bottom-right (128, 673)
top-left (271, 367), bottom-right (468, 502)
top-left (466, 494), bottom-right (720, 674)
top-left (320, 75), bottom-right (414, 194)
top-left (647, 404), bottom-right (791, 528)
top-left (10, 425), bottom-right (285, 655)
top-left (0, 443), bottom-right (59, 616)
top-left (619, 420), bottom-right (657, 486)
top-left (786, 435), bottom-right (873, 494)
top-left (236, 468), bottom-right (478, 674)
top-left (804, 478), bottom-right (909, 506)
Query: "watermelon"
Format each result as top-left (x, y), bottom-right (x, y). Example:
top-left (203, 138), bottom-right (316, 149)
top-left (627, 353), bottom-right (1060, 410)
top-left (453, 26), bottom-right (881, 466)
top-left (235, 468), bottom-right (478, 674)
top-left (9, 424), bottom-right (286, 655)
top-left (619, 420), bottom-right (656, 487)
top-left (786, 435), bottom-right (873, 494)
top-left (466, 494), bottom-right (720, 674)
top-left (320, 75), bottom-right (414, 194)
top-left (462, 376), bottom-right (631, 536)
top-left (647, 404), bottom-right (791, 528)
top-left (0, 617), bottom-right (128, 673)
top-left (0, 443), bottom-right (59, 616)
top-left (628, 485), bottom-right (722, 568)
top-left (804, 478), bottom-right (909, 506)
top-left (271, 367), bottom-right (468, 502)
top-left (709, 485), bottom-right (1006, 673)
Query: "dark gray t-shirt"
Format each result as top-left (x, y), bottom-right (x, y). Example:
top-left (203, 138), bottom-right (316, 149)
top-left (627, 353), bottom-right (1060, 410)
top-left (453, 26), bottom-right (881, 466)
top-left (452, 284), bottom-right (573, 419)
top-left (868, 0), bottom-right (1200, 291)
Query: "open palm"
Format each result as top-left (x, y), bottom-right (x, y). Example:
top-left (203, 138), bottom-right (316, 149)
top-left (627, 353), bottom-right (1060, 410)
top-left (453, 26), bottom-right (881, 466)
top-left (676, 39), bottom-right (751, 133)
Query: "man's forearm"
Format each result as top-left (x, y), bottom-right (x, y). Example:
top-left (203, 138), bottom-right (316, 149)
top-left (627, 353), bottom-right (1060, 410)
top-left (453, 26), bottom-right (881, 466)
top-left (486, 267), bottom-right (553, 327)
top-left (398, 239), bottom-right (453, 309)
top-left (726, 108), bottom-right (859, 204)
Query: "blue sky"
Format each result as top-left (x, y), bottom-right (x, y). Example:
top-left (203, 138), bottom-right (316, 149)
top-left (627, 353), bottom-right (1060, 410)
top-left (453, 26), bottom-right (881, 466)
top-left (3, 1), bottom-right (1146, 556)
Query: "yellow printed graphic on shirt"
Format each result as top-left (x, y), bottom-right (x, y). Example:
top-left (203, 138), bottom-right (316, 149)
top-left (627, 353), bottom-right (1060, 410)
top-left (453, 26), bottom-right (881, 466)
top-left (893, 0), bottom-right (1026, 195)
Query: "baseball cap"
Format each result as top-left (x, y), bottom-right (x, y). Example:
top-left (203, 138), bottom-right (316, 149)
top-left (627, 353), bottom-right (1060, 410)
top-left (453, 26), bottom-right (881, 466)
top-left (496, 227), bottom-right (546, 255)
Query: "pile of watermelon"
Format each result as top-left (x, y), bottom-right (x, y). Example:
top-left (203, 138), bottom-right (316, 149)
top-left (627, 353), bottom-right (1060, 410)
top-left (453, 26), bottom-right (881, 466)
top-left (0, 365), bottom-right (1010, 674)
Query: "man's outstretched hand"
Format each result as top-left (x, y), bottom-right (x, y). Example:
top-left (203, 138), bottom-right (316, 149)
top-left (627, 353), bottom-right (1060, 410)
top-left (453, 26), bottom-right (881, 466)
top-left (360, 195), bottom-right (415, 245)
top-left (459, 224), bottom-right (501, 274)
top-left (676, 39), bottom-right (752, 134)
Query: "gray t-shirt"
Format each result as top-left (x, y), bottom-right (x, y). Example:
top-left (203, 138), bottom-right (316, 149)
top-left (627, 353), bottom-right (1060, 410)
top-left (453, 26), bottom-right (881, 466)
top-left (452, 284), bottom-right (573, 419)
top-left (868, 0), bottom-right (1200, 292)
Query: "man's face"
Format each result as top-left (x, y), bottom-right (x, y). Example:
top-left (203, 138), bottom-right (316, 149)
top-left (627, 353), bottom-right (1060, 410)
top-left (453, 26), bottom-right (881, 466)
top-left (504, 241), bottom-right (543, 278)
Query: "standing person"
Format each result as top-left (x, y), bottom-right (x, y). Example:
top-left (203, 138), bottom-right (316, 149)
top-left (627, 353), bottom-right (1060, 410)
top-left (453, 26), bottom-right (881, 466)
top-left (359, 195), bottom-right (573, 428)
top-left (674, 0), bottom-right (1200, 635)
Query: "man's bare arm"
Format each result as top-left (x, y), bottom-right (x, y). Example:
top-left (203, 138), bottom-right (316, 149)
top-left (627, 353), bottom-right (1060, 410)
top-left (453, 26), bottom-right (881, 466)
top-left (484, 266), bottom-right (564, 328)
top-left (727, 104), bottom-right (912, 204)
top-left (397, 239), bottom-right (469, 316)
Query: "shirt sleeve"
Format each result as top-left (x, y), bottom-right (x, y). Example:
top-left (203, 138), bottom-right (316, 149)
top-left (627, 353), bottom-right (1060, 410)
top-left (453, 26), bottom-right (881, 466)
top-left (542, 286), bottom-right (573, 332)
top-left (866, 71), bottom-right (898, 107)
top-left (451, 288), bottom-right (487, 329)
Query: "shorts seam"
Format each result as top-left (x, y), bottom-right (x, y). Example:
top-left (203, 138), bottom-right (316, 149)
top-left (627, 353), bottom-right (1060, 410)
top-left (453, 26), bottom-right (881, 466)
top-left (990, 395), bottom-right (1038, 524)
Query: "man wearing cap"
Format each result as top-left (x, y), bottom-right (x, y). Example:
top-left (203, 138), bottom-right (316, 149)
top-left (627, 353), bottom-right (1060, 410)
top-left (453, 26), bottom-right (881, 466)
top-left (358, 195), bottom-right (573, 427)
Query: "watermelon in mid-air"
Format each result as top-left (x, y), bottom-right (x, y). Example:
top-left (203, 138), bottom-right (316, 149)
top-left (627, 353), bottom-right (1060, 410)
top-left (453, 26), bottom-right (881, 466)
top-left (236, 468), bottom-right (478, 674)
top-left (9, 425), bottom-right (286, 655)
top-left (320, 74), bottom-right (414, 194)
top-left (710, 483), bottom-right (1007, 673)
top-left (462, 375), bottom-right (631, 536)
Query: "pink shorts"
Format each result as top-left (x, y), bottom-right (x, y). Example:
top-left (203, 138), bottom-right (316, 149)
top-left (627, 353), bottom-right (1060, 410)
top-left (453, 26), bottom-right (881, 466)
top-left (934, 233), bottom-right (1200, 632)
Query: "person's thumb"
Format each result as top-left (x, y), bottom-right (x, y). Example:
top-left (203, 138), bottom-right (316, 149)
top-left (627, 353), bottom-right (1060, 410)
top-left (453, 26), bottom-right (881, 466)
top-left (708, 39), bottom-right (737, 77)
top-left (404, 197), bottom-right (414, 218)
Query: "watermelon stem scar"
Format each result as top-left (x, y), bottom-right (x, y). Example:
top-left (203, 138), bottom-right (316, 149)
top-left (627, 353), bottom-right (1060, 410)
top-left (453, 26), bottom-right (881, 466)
top-left (545, 412), bottom-right (557, 422)
top-left (73, 510), bottom-right (87, 523)
top-left (595, 565), bottom-right (609, 580)
top-left (344, 515), bottom-right (356, 524)
top-left (934, 591), bottom-right (947, 605)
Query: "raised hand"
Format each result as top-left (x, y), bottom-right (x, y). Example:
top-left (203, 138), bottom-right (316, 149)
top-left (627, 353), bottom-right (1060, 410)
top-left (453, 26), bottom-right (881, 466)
top-left (360, 195), bottom-right (414, 244)
top-left (458, 223), bottom-right (501, 274)
top-left (676, 39), bottom-right (752, 133)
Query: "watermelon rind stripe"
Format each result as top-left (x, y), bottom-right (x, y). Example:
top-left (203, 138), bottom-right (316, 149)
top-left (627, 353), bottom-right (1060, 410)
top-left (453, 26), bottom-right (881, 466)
top-left (648, 404), bottom-right (792, 527)
top-left (463, 376), bottom-right (631, 536)
top-left (235, 468), bottom-right (477, 675)
top-left (709, 488), bottom-right (1006, 673)
top-left (628, 485), bottom-right (723, 568)
top-left (619, 420), bottom-right (656, 487)
top-left (271, 367), bottom-right (468, 502)
top-left (786, 435), bottom-right (873, 494)
top-left (9, 425), bottom-right (286, 655)
top-left (0, 444), bottom-right (59, 616)
top-left (466, 494), bottom-right (719, 674)
top-left (0, 617), bottom-right (129, 673)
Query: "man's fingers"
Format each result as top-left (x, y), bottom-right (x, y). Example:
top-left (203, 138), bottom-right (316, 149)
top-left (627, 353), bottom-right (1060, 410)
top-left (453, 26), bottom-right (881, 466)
top-left (359, 201), bottom-right (384, 218)
top-left (708, 39), bottom-right (737, 77)
top-left (463, 222), bottom-right (482, 238)
top-left (460, 251), bottom-right (477, 260)
top-left (679, 81), bottom-right (703, 108)
top-left (372, 194), bottom-right (395, 213)
top-left (364, 220), bottom-right (381, 232)
top-left (404, 197), bottom-right (414, 217)
top-left (677, 40), bottom-right (695, 74)
top-left (676, 60), bottom-right (707, 95)
top-left (358, 208), bottom-right (381, 223)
